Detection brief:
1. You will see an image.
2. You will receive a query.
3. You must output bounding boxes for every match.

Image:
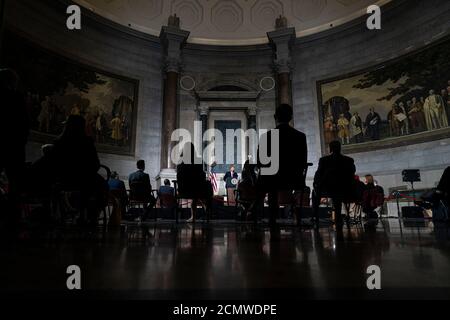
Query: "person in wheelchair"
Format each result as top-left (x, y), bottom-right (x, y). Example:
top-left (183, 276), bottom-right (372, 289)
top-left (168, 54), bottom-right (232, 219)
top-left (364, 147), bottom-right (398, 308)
top-left (313, 140), bottom-right (356, 228)
top-left (176, 143), bottom-right (213, 222)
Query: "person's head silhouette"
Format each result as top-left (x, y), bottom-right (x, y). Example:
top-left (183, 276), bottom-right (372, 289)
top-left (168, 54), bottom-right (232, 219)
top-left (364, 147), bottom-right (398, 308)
top-left (164, 179), bottom-right (171, 186)
top-left (180, 142), bottom-right (201, 165)
top-left (329, 140), bottom-right (341, 155)
top-left (274, 104), bottom-right (293, 125)
top-left (0, 68), bottom-right (19, 92)
top-left (61, 115), bottom-right (86, 140)
top-left (137, 160), bottom-right (145, 171)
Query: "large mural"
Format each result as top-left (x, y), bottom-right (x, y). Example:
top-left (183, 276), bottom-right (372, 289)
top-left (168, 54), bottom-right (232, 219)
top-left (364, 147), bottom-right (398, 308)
top-left (2, 32), bottom-right (139, 155)
top-left (317, 37), bottom-right (450, 151)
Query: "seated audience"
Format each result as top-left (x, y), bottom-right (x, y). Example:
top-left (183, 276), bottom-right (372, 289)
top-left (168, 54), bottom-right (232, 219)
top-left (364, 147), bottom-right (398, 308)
top-left (108, 171), bottom-right (128, 217)
top-left (128, 160), bottom-right (156, 217)
top-left (159, 179), bottom-right (175, 196)
top-left (109, 171), bottom-right (125, 191)
top-left (41, 115), bottom-right (107, 225)
top-left (176, 143), bottom-right (213, 222)
top-left (313, 140), bottom-right (356, 227)
top-left (362, 174), bottom-right (385, 218)
top-left (257, 104), bottom-right (308, 227)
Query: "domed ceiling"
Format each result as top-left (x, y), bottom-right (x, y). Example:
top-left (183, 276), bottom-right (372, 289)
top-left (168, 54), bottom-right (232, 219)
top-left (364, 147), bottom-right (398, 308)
top-left (74, 0), bottom-right (391, 45)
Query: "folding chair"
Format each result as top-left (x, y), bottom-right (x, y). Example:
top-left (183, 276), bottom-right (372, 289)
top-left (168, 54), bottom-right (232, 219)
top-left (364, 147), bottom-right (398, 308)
top-left (128, 182), bottom-right (158, 221)
top-left (172, 180), bottom-right (211, 223)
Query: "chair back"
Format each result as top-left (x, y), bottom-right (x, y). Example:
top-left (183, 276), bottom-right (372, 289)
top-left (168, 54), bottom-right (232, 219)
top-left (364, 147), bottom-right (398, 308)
top-left (159, 193), bottom-right (176, 208)
top-left (129, 182), bottom-right (151, 202)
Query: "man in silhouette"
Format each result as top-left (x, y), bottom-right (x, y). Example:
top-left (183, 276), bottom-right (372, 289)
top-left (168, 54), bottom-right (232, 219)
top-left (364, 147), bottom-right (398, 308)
top-left (128, 160), bottom-right (155, 218)
top-left (129, 160), bottom-right (151, 191)
top-left (0, 69), bottom-right (29, 226)
top-left (437, 166), bottom-right (450, 206)
top-left (257, 104), bottom-right (308, 227)
top-left (313, 140), bottom-right (356, 228)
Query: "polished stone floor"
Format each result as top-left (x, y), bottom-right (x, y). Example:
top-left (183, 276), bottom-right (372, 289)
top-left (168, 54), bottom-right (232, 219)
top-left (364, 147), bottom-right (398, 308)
top-left (1, 219), bottom-right (450, 299)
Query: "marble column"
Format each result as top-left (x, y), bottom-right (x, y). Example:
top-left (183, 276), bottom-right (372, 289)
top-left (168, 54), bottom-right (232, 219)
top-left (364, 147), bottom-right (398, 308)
top-left (157, 26), bottom-right (190, 185)
top-left (267, 27), bottom-right (296, 107)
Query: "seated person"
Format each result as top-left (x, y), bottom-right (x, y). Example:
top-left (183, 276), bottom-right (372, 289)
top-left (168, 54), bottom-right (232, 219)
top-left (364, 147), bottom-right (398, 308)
top-left (313, 140), bottom-right (356, 227)
top-left (437, 166), bottom-right (450, 205)
top-left (128, 160), bottom-right (156, 216)
top-left (159, 179), bottom-right (175, 196)
top-left (41, 115), bottom-right (107, 225)
top-left (176, 143), bottom-right (213, 222)
top-left (108, 171), bottom-right (128, 213)
top-left (362, 174), bottom-right (385, 218)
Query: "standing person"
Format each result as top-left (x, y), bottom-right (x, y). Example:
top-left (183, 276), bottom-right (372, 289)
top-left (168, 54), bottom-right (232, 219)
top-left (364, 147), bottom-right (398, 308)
top-left (323, 114), bottom-right (336, 146)
top-left (441, 89), bottom-right (450, 125)
top-left (337, 113), bottom-right (350, 145)
top-left (408, 97), bottom-right (426, 133)
top-left (397, 102), bottom-right (409, 135)
top-left (38, 96), bottom-right (51, 133)
top-left (424, 90), bottom-right (448, 130)
top-left (223, 165), bottom-right (238, 205)
top-left (257, 104), bottom-right (308, 228)
top-left (365, 108), bottom-right (381, 140)
top-left (111, 114), bottom-right (122, 145)
top-left (350, 112), bottom-right (363, 144)
top-left (0, 69), bottom-right (30, 226)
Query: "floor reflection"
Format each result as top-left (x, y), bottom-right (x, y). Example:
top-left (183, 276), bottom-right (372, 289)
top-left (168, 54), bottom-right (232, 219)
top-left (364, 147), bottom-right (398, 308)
top-left (1, 219), bottom-right (450, 299)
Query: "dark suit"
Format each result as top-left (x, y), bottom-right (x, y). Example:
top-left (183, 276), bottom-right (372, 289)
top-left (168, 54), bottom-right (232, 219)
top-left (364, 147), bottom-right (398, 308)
top-left (437, 166), bottom-right (450, 205)
top-left (257, 123), bottom-right (308, 224)
top-left (313, 153), bottom-right (356, 225)
top-left (128, 170), bottom-right (152, 192)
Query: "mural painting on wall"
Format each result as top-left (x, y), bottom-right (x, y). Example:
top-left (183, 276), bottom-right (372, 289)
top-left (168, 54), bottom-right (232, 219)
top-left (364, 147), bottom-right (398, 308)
top-left (2, 32), bottom-right (139, 155)
top-left (317, 37), bottom-right (450, 150)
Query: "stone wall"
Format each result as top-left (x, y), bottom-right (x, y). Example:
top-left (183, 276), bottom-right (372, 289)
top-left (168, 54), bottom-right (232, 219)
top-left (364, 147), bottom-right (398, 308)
top-left (5, 0), bottom-right (450, 193)
top-left (5, 0), bottom-right (163, 185)
top-left (292, 0), bottom-right (450, 191)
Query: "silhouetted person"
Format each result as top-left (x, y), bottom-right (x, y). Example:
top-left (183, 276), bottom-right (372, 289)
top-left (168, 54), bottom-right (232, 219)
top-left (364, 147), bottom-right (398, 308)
top-left (108, 171), bottom-right (128, 216)
top-left (257, 104), bottom-right (308, 227)
top-left (159, 179), bottom-right (174, 196)
top-left (313, 140), bottom-right (356, 227)
top-left (362, 174), bottom-right (385, 218)
top-left (128, 160), bottom-right (155, 217)
top-left (43, 115), bottom-right (106, 224)
top-left (437, 166), bottom-right (450, 206)
top-left (224, 165), bottom-right (238, 205)
top-left (0, 69), bottom-right (30, 226)
top-left (176, 143), bottom-right (213, 222)
top-left (129, 160), bottom-right (152, 191)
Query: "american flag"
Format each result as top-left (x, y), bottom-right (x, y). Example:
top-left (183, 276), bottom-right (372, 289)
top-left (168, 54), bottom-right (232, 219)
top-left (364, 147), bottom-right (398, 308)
top-left (209, 163), bottom-right (218, 194)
